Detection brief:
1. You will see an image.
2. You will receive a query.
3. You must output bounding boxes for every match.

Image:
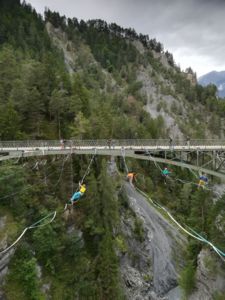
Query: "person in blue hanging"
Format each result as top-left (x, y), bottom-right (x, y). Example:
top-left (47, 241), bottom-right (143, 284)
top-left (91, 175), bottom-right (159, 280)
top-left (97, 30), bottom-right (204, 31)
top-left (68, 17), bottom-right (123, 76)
top-left (162, 167), bottom-right (171, 177)
top-left (162, 167), bottom-right (171, 183)
top-left (198, 174), bottom-right (208, 189)
top-left (70, 182), bottom-right (86, 204)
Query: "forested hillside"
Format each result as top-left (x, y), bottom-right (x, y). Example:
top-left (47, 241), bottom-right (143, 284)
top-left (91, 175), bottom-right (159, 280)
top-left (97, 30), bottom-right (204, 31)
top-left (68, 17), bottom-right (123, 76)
top-left (0, 1), bottom-right (225, 299)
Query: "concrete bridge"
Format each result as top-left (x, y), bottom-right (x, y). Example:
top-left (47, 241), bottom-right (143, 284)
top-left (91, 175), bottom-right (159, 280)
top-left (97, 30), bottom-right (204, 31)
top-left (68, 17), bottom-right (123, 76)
top-left (1, 139), bottom-right (225, 179)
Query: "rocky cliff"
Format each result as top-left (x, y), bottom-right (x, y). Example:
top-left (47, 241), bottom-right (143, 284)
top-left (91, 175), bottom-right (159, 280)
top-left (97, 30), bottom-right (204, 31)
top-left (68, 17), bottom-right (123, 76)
top-left (120, 183), bottom-right (186, 299)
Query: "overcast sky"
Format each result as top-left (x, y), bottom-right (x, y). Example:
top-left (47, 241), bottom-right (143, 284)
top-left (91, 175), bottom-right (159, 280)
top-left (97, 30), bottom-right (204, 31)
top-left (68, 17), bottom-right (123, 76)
top-left (28, 0), bottom-right (225, 77)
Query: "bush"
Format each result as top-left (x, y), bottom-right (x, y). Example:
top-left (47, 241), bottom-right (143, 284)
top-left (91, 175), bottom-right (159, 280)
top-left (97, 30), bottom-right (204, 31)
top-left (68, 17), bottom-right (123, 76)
top-left (134, 217), bottom-right (145, 242)
top-left (178, 263), bottom-right (196, 299)
top-left (115, 235), bottom-right (127, 253)
top-left (5, 245), bottom-right (44, 300)
top-left (213, 291), bottom-right (225, 300)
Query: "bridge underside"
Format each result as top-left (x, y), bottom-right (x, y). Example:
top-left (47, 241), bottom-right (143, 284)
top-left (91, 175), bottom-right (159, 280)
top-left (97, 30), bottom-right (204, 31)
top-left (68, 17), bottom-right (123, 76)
top-left (1, 147), bottom-right (225, 180)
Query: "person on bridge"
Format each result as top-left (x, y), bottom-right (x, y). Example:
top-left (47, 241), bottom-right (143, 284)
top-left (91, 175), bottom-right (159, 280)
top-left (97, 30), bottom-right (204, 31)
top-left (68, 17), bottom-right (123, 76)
top-left (186, 136), bottom-right (190, 147)
top-left (198, 174), bottom-right (208, 189)
top-left (127, 172), bottom-right (136, 186)
top-left (107, 139), bottom-right (112, 149)
top-left (60, 139), bottom-right (65, 149)
top-left (70, 182), bottom-right (86, 203)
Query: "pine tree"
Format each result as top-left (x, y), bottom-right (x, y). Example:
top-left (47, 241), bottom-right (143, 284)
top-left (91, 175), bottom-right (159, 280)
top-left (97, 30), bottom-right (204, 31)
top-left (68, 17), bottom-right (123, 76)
top-left (49, 88), bottom-right (69, 138)
top-left (0, 102), bottom-right (22, 139)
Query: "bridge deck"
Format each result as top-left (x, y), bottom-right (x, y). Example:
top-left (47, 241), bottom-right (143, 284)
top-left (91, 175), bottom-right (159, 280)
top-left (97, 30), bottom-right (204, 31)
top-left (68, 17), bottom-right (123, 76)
top-left (1, 145), bottom-right (225, 152)
top-left (0, 139), bottom-right (225, 150)
top-left (1, 140), bottom-right (225, 180)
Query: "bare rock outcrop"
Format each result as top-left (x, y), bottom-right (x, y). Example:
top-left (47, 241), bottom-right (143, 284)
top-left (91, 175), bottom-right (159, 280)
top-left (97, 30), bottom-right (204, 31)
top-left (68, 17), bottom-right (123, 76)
top-left (120, 183), bottom-right (186, 299)
top-left (189, 248), bottom-right (225, 300)
top-left (0, 217), bottom-right (15, 299)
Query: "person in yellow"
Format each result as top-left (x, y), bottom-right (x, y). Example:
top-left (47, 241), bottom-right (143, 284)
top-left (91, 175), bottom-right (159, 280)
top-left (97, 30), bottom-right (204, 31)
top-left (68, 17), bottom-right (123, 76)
top-left (127, 172), bottom-right (136, 185)
top-left (198, 174), bottom-right (208, 189)
top-left (70, 182), bottom-right (86, 203)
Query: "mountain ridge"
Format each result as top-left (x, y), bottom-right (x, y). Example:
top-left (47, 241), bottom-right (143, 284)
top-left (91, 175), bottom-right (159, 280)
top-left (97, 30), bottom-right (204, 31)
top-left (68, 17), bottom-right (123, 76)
top-left (199, 70), bottom-right (225, 98)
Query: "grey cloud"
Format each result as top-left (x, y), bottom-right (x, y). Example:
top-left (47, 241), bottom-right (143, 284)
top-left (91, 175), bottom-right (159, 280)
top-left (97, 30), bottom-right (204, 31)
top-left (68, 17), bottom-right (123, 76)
top-left (28, 0), bottom-right (225, 75)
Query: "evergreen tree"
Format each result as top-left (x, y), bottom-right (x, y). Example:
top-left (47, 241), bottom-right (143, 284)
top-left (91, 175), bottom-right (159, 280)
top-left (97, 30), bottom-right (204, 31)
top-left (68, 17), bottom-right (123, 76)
top-left (0, 102), bottom-right (22, 139)
top-left (49, 88), bottom-right (69, 138)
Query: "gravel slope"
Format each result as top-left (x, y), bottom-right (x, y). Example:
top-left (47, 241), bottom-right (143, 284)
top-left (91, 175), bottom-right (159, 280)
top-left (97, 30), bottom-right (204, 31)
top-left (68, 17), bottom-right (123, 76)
top-left (124, 183), bottom-right (186, 297)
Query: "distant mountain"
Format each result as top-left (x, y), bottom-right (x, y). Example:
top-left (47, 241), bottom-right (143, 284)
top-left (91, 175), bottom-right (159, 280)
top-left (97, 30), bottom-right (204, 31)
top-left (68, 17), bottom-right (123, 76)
top-left (198, 71), bottom-right (225, 98)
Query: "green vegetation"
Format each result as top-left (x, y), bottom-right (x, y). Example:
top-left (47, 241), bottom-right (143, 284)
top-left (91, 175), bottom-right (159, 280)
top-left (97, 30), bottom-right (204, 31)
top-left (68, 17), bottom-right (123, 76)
top-left (0, 1), bottom-right (169, 141)
top-left (213, 291), bottom-right (225, 300)
top-left (115, 235), bottom-right (128, 254)
top-left (1, 156), bottom-right (124, 299)
top-left (143, 273), bottom-right (153, 282)
top-left (134, 217), bottom-right (145, 242)
top-left (4, 245), bottom-right (44, 300)
top-left (178, 262), bottom-right (196, 299)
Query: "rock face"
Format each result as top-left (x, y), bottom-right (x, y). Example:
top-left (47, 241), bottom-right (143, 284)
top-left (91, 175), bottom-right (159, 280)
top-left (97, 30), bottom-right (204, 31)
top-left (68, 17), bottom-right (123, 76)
top-left (189, 249), bottom-right (225, 300)
top-left (137, 69), bottom-right (184, 139)
top-left (46, 22), bottom-right (93, 74)
top-left (120, 183), bottom-right (186, 299)
top-left (0, 217), bottom-right (15, 299)
top-left (0, 248), bottom-right (14, 300)
top-left (46, 22), bottom-right (118, 92)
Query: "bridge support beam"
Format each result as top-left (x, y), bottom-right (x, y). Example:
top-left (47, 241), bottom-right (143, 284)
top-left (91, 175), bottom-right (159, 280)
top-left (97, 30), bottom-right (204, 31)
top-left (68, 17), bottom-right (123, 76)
top-left (0, 142), bottom-right (225, 180)
top-left (197, 150), bottom-right (199, 168)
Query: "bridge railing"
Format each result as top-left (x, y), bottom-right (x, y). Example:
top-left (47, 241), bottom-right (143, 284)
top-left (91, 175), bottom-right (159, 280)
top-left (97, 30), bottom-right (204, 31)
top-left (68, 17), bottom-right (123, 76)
top-left (0, 139), bottom-right (225, 149)
top-left (0, 140), bottom-right (60, 149)
top-left (70, 139), bottom-right (225, 147)
top-left (69, 139), bottom-right (173, 147)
